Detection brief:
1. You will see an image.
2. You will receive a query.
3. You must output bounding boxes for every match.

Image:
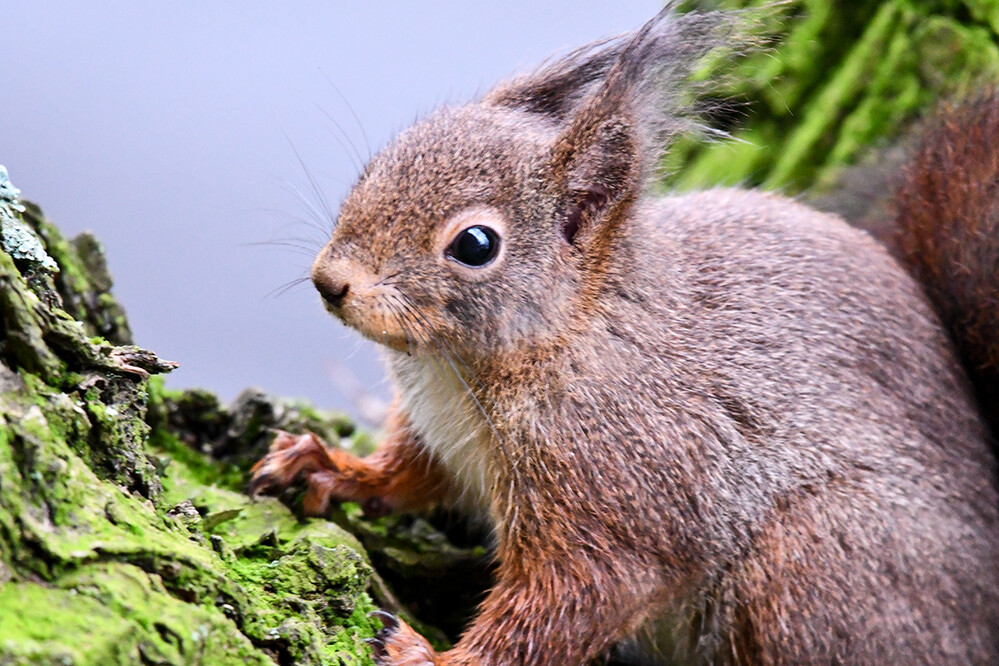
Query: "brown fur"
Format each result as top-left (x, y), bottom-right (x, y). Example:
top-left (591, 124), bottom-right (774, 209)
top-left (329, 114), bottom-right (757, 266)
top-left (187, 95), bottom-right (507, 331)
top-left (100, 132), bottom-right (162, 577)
top-left (889, 92), bottom-right (999, 436)
top-left (250, 7), bottom-right (999, 664)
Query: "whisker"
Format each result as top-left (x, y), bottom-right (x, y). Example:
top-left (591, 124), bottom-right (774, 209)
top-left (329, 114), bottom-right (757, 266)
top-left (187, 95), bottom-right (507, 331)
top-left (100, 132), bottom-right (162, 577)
top-left (388, 292), bottom-right (461, 392)
top-left (265, 275), bottom-right (312, 299)
top-left (396, 297), bottom-right (495, 398)
top-left (256, 205), bottom-right (333, 242)
top-left (241, 239), bottom-right (324, 258)
top-left (247, 234), bottom-right (324, 249)
top-left (320, 70), bottom-right (374, 160)
top-left (282, 180), bottom-right (336, 238)
top-left (282, 131), bottom-right (338, 232)
top-left (373, 272), bottom-right (402, 288)
top-left (315, 103), bottom-right (366, 174)
top-left (386, 299), bottom-right (415, 356)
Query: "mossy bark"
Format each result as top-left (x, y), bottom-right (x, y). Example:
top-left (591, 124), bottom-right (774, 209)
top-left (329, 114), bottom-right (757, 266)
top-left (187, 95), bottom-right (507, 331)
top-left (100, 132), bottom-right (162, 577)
top-left (3, 2), bottom-right (998, 664)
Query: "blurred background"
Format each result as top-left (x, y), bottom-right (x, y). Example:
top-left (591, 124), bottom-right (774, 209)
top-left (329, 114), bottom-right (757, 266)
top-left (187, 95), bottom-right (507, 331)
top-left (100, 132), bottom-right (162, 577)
top-left (6, 1), bottom-right (996, 421)
top-left (2, 2), bottom-right (660, 418)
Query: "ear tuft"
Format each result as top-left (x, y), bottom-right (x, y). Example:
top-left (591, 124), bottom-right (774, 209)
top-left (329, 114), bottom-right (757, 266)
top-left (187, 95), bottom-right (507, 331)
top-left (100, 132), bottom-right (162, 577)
top-left (488, 5), bottom-right (733, 139)
top-left (536, 6), bottom-right (738, 248)
top-left (486, 40), bottom-right (624, 121)
top-left (557, 6), bottom-right (733, 172)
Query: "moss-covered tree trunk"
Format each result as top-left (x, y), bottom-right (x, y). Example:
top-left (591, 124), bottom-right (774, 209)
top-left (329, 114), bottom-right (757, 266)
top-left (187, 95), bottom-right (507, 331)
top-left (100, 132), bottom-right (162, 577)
top-left (0, 166), bottom-right (384, 664)
top-left (3, 2), bottom-right (999, 664)
top-left (0, 169), bottom-right (490, 664)
top-left (669, 0), bottom-right (999, 196)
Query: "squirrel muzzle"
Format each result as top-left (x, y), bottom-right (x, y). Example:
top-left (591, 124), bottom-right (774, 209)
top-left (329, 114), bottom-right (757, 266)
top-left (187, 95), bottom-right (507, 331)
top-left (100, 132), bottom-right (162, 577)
top-left (311, 253), bottom-right (413, 352)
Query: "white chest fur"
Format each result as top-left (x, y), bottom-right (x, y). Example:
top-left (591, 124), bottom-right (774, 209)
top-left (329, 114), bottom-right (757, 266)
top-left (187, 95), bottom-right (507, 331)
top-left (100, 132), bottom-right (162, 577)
top-left (388, 352), bottom-right (494, 518)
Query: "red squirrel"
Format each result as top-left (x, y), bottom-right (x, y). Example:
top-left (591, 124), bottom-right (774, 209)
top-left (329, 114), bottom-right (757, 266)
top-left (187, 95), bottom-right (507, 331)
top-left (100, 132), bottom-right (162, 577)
top-left (250, 7), bottom-right (999, 664)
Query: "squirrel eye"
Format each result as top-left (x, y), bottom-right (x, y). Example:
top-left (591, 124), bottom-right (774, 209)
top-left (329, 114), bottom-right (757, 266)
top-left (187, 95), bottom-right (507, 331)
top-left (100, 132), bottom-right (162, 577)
top-left (447, 225), bottom-right (500, 267)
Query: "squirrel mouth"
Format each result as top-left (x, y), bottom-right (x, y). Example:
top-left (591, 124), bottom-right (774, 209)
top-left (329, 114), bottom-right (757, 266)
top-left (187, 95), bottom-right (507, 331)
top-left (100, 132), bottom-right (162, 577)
top-left (314, 271), bottom-right (433, 355)
top-left (357, 326), bottom-right (411, 353)
top-left (333, 303), bottom-right (413, 353)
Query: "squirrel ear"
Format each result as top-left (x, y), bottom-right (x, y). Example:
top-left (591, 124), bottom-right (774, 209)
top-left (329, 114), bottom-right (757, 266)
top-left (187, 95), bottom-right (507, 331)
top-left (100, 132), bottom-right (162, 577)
top-left (487, 8), bottom-right (742, 249)
top-left (546, 6), bottom-right (727, 246)
top-left (555, 118), bottom-right (637, 247)
top-left (489, 5), bottom-right (728, 126)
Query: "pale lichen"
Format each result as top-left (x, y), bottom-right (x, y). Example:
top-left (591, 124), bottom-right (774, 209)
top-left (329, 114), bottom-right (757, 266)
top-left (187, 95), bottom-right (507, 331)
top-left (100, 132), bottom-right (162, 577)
top-left (0, 217), bottom-right (58, 272)
top-left (0, 167), bottom-right (56, 272)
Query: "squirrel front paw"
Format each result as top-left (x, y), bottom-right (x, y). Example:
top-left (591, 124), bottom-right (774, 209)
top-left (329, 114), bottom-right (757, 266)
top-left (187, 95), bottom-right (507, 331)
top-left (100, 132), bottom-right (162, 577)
top-left (368, 611), bottom-right (438, 666)
top-left (248, 430), bottom-right (387, 516)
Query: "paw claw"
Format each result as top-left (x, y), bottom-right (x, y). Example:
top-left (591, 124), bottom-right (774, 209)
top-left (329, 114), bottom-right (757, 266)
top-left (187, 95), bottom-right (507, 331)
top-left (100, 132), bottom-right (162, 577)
top-left (364, 614), bottom-right (436, 665)
top-left (368, 609), bottom-right (400, 630)
top-left (246, 431), bottom-right (385, 518)
top-left (363, 636), bottom-right (387, 657)
top-left (246, 472), bottom-right (273, 497)
top-left (269, 430), bottom-right (299, 451)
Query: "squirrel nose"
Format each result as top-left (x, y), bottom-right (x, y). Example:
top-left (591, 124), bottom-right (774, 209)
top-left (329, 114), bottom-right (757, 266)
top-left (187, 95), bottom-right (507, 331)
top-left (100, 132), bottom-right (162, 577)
top-left (313, 273), bottom-right (350, 307)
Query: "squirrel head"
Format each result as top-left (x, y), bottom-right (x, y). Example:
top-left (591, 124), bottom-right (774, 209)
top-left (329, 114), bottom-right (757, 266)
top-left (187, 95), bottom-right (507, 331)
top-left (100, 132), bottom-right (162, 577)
top-left (311, 6), bottom-right (726, 360)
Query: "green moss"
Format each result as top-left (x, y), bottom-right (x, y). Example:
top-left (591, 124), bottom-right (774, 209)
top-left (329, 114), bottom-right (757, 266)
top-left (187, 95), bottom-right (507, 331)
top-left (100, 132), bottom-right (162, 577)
top-left (62, 563), bottom-right (268, 664)
top-left (1, 395), bottom-right (209, 576)
top-left (224, 539), bottom-right (378, 666)
top-left (0, 250), bottom-right (65, 381)
top-left (668, 0), bottom-right (999, 195)
top-left (0, 563), bottom-right (274, 665)
top-left (1, 190), bottom-right (382, 665)
top-left (152, 426), bottom-right (246, 492)
top-left (0, 384), bottom-right (381, 664)
top-left (294, 402), bottom-right (356, 440)
top-left (0, 582), bottom-right (143, 664)
top-left (966, 0), bottom-right (999, 32)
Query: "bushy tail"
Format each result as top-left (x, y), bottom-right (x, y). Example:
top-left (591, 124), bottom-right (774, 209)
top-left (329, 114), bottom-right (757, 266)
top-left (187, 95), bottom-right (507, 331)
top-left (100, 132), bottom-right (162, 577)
top-left (889, 93), bottom-right (999, 435)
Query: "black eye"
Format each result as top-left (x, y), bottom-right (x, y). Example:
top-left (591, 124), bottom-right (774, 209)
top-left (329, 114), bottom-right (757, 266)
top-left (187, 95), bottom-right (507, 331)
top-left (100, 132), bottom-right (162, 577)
top-left (447, 225), bottom-right (500, 267)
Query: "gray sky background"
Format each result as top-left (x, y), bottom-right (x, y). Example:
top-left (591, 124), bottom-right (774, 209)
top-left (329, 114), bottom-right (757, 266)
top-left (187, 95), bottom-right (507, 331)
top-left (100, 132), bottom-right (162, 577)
top-left (3, 2), bottom-right (660, 419)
